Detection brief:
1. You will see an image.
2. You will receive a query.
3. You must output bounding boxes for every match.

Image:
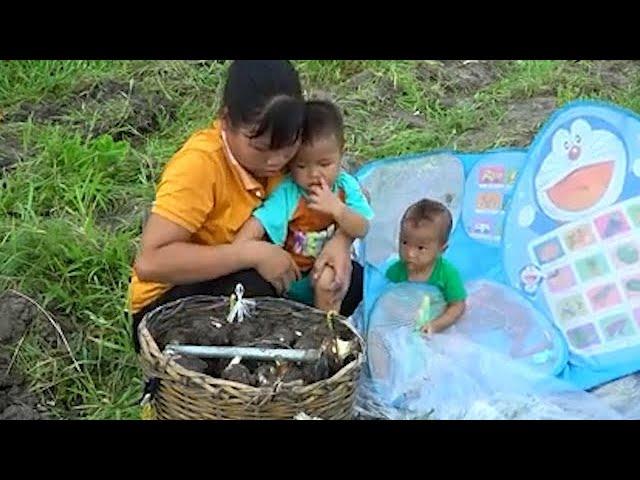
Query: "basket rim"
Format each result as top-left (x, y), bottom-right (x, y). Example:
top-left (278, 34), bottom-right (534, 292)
top-left (138, 294), bottom-right (365, 394)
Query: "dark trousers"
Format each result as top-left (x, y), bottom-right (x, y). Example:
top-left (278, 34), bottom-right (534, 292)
top-left (131, 261), bottom-right (363, 352)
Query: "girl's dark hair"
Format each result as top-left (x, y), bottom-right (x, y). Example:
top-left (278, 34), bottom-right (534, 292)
top-left (302, 100), bottom-right (345, 148)
top-left (222, 60), bottom-right (304, 150)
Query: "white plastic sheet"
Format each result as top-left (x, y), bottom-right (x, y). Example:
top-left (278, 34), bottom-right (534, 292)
top-left (355, 283), bottom-right (627, 420)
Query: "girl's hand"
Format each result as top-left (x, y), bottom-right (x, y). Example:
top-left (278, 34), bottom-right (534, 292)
top-left (252, 242), bottom-right (301, 295)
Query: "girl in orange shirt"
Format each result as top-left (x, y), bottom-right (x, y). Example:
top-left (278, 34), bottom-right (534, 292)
top-left (129, 61), bottom-right (362, 351)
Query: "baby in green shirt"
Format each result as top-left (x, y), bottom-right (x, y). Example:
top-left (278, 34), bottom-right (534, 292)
top-left (386, 198), bottom-right (467, 335)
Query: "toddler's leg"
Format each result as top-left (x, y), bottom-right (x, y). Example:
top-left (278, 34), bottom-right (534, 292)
top-left (314, 265), bottom-right (344, 312)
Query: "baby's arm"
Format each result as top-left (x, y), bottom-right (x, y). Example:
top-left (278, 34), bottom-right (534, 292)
top-left (234, 176), bottom-right (298, 246)
top-left (423, 301), bottom-right (466, 334)
top-left (334, 205), bottom-right (369, 239)
top-left (307, 178), bottom-right (370, 239)
top-left (423, 260), bottom-right (467, 335)
top-left (334, 172), bottom-right (374, 239)
top-left (234, 217), bottom-right (266, 243)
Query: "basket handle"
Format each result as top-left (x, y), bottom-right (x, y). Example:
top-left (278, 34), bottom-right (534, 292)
top-left (164, 345), bottom-right (322, 363)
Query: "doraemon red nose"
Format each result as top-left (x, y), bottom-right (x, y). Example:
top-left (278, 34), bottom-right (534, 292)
top-left (568, 145), bottom-right (581, 161)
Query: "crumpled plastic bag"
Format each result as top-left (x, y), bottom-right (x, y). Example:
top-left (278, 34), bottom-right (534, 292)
top-left (353, 283), bottom-right (627, 420)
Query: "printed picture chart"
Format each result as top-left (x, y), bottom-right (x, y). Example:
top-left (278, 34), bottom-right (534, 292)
top-left (467, 163), bottom-right (519, 243)
top-left (528, 197), bottom-right (640, 356)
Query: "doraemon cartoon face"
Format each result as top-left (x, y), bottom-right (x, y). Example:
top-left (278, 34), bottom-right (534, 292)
top-left (535, 119), bottom-right (627, 222)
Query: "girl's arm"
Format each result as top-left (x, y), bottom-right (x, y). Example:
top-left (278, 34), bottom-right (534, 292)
top-left (134, 214), bottom-right (299, 293)
top-left (234, 217), bottom-right (266, 243)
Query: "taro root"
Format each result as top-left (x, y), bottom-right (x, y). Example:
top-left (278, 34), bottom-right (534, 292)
top-left (173, 356), bottom-right (208, 373)
top-left (193, 321), bottom-right (231, 346)
top-left (263, 326), bottom-right (296, 346)
top-left (162, 328), bottom-right (194, 350)
top-left (255, 364), bottom-right (277, 386)
top-left (221, 363), bottom-right (254, 385)
top-left (148, 300), bottom-right (358, 386)
top-left (302, 356), bottom-right (330, 384)
top-left (279, 364), bottom-right (305, 383)
top-left (229, 321), bottom-right (261, 345)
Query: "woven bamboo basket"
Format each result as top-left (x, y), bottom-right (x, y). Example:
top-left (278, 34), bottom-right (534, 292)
top-left (138, 295), bottom-right (365, 420)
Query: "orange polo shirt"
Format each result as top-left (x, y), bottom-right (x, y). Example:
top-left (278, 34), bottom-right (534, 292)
top-left (128, 120), bottom-right (283, 313)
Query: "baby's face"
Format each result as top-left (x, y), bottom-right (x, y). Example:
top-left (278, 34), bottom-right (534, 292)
top-left (290, 136), bottom-right (341, 191)
top-left (399, 220), bottom-right (446, 273)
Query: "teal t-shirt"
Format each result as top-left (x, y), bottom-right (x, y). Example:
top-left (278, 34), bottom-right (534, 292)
top-left (252, 171), bottom-right (374, 247)
top-left (252, 171), bottom-right (373, 306)
top-left (385, 256), bottom-right (467, 303)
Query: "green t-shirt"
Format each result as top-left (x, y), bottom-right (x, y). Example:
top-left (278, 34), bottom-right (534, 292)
top-left (385, 256), bottom-right (467, 303)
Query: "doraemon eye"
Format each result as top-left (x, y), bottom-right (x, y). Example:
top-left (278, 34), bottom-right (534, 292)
top-left (552, 128), bottom-right (571, 155)
top-left (574, 134), bottom-right (581, 144)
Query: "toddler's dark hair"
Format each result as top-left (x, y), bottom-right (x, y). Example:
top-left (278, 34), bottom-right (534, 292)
top-left (401, 198), bottom-right (453, 245)
top-left (301, 100), bottom-right (345, 148)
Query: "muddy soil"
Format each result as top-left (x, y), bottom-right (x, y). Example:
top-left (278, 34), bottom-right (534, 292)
top-left (4, 79), bottom-right (176, 143)
top-left (0, 292), bottom-right (46, 420)
top-left (588, 60), bottom-right (640, 90)
top-left (0, 130), bottom-right (30, 173)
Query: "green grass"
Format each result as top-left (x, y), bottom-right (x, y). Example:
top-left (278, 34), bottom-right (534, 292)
top-left (1, 60), bottom-right (639, 419)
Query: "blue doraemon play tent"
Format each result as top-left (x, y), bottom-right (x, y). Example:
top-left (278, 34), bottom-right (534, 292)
top-left (352, 100), bottom-right (640, 418)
